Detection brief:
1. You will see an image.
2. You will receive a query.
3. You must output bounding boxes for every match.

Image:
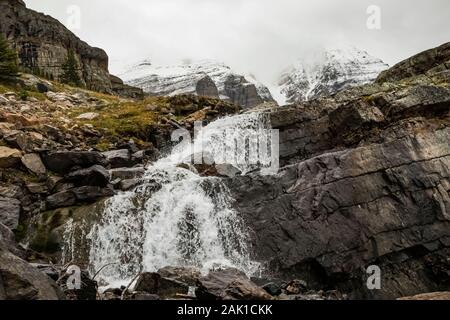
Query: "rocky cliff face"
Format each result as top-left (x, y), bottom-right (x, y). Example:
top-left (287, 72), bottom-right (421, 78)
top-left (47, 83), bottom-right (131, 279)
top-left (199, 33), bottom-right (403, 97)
top-left (277, 46), bottom-right (388, 104)
top-left (120, 60), bottom-right (275, 108)
top-left (228, 43), bottom-right (450, 299)
top-left (0, 0), bottom-right (142, 98)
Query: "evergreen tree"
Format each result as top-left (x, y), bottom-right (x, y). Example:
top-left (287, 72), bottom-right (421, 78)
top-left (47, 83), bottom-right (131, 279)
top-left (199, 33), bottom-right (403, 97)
top-left (61, 50), bottom-right (81, 86)
top-left (0, 34), bottom-right (18, 80)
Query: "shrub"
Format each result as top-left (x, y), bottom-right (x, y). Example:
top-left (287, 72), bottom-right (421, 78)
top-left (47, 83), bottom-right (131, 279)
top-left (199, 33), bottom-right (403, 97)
top-left (61, 49), bottom-right (82, 86)
top-left (0, 34), bottom-right (19, 80)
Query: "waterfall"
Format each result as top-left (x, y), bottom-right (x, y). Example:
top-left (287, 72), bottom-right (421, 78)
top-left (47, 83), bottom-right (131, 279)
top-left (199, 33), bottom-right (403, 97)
top-left (86, 111), bottom-right (274, 287)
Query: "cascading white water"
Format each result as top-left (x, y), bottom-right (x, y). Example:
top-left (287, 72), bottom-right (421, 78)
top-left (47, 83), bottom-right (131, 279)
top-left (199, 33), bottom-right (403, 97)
top-left (87, 112), bottom-right (273, 287)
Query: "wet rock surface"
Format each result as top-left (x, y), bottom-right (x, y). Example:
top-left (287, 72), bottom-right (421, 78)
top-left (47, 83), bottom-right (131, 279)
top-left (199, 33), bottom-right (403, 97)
top-left (228, 42), bottom-right (450, 299)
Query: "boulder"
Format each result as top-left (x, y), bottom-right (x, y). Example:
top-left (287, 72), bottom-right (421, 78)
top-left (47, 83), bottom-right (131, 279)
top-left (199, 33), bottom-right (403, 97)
top-left (65, 165), bottom-right (110, 187)
top-left (0, 146), bottom-right (21, 168)
top-left (3, 131), bottom-right (44, 152)
top-left (76, 112), bottom-right (99, 120)
top-left (26, 182), bottom-right (48, 195)
top-left (46, 186), bottom-right (114, 209)
top-left (109, 167), bottom-right (145, 180)
top-left (133, 272), bottom-right (188, 299)
top-left (195, 268), bottom-right (272, 300)
top-left (102, 149), bottom-right (132, 168)
top-left (46, 191), bottom-right (77, 209)
top-left (133, 267), bottom-right (201, 299)
top-left (0, 247), bottom-right (65, 300)
top-left (21, 153), bottom-right (46, 175)
top-left (42, 151), bottom-right (106, 174)
top-left (157, 266), bottom-right (201, 287)
top-left (0, 122), bottom-right (15, 137)
top-left (284, 280), bottom-right (308, 295)
top-left (261, 282), bottom-right (283, 296)
top-left (119, 179), bottom-right (140, 191)
top-left (20, 74), bottom-right (53, 93)
top-left (215, 164), bottom-right (242, 178)
top-left (0, 197), bottom-right (21, 230)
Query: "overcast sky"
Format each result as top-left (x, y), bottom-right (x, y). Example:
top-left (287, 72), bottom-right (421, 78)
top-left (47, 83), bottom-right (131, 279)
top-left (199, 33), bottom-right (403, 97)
top-left (26, 0), bottom-right (450, 84)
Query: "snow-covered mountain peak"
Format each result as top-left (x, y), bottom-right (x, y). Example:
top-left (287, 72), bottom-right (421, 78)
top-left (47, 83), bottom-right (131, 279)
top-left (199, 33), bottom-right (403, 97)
top-left (120, 59), bottom-right (275, 109)
top-left (276, 46), bottom-right (389, 105)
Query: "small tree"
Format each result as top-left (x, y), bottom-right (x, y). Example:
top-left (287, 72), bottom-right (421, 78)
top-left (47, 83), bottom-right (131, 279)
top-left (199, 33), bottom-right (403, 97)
top-left (61, 50), bottom-right (81, 86)
top-left (0, 34), bottom-right (18, 80)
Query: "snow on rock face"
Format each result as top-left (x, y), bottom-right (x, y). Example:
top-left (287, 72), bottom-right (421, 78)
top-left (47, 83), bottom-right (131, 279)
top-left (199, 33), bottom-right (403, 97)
top-left (120, 60), bottom-right (275, 109)
top-left (277, 46), bottom-right (389, 104)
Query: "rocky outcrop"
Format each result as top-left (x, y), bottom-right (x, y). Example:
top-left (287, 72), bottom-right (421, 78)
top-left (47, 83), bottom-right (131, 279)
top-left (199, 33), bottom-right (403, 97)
top-left (110, 75), bottom-right (144, 99)
top-left (377, 42), bottom-right (450, 84)
top-left (0, 246), bottom-right (65, 300)
top-left (224, 74), bottom-right (265, 108)
top-left (228, 43), bottom-right (450, 299)
top-left (0, 0), bottom-right (141, 98)
top-left (196, 76), bottom-right (220, 98)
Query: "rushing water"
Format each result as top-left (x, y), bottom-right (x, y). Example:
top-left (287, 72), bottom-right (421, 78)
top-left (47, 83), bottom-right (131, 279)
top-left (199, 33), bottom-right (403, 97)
top-left (85, 112), bottom-right (273, 287)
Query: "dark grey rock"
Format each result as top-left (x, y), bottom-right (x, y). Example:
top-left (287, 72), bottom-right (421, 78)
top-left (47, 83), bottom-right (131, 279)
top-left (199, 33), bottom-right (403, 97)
top-left (0, 247), bottom-right (65, 300)
top-left (196, 76), bottom-right (219, 98)
top-left (133, 272), bottom-right (189, 299)
top-left (66, 165), bottom-right (110, 187)
top-left (109, 167), bottom-right (145, 180)
top-left (21, 153), bottom-right (46, 175)
top-left (0, 197), bottom-right (21, 230)
top-left (119, 179), bottom-right (140, 191)
top-left (195, 268), bottom-right (272, 300)
top-left (102, 149), bottom-right (132, 168)
top-left (46, 186), bottom-right (114, 209)
top-left (42, 151), bottom-right (106, 174)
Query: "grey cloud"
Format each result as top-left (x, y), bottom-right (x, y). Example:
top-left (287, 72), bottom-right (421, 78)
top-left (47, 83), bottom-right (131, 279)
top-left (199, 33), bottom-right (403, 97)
top-left (26, 0), bottom-right (450, 84)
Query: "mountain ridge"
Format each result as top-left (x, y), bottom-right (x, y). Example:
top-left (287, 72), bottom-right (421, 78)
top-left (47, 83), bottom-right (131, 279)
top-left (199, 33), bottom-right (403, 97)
top-left (120, 59), bottom-right (276, 109)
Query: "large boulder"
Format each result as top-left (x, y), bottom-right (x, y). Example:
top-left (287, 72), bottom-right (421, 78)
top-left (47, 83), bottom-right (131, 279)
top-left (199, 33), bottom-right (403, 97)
top-left (21, 153), bottom-right (46, 175)
top-left (109, 167), bottom-right (145, 180)
top-left (46, 186), bottom-right (114, 209)
top-left (0, 197), bottom-right (21, 230)
top-left (0, 247), bottom-right (65, 300)
top-left (0, 146), bottom-right (21, 168)
top-left (196, 268), bottom-right (272, 300)
top-left (102, 149), bottom-right (132, 168)
top-left (65, 165), bottom-right (110, 187)
top-left (133, 267), bottom-right (200, 299)
top-left (42, 151), bottom-right (106, 174)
